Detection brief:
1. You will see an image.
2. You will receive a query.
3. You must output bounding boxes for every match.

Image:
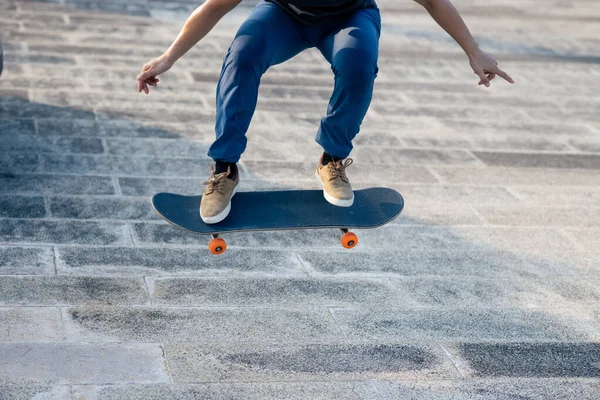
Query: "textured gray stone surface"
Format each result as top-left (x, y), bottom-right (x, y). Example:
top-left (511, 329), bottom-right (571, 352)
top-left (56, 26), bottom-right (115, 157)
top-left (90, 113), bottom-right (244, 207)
top-left (473, 151), bottom-right (600, 170)
top-left (374, 380), bottom-right (600, 400)
top-left (0, 276), bottom-right (149, 306)
top-left (4, 134), bottom-right (104, 154)
top-left (299, 249), bottom-right (541, 277)
top-left (1, 0), bottom-right (599, 394)
top-left (455, 343), bottom-right (600, 377)
top-left (150, 277), bottom-right (402, 306)
top-left (510, 186), bottom-right (600, 206)
top-left (394, 204), bottom-right (483, 226)
top-left (388, 277), bottom-right (556, 307)
top-left (56, 247), bottom-right (305, 276)
top-left (0, 220), bottom-right (129, 245)
top-left (0, 246), bottom-right (55, 275)
top-left (165, 342), bottom-right (458, 382)
top-left (562, 228), bottom-right (600, 252)
top-left (0, 383), bottom-right (71, 400)
top-left (474, 205), bottom-right (600, 227)
top-left (49, 196), bottom-right (159, 220)
top-left (0, 173), bottom-right (116, 195)
top-left (0, 195), bottom-right (46, 218)
top-left (0, 307), bottom-right (62, 342)
top-left (432, 167), bottom-right (600, 186)
top-left (0, 343), bottom-right (168, 384)
top-left (63, 306), bottom-right (341, 342)
top-left (72, 382), bottom-right (381, 400)
top-left (332, 308), bottom-right (597, 341)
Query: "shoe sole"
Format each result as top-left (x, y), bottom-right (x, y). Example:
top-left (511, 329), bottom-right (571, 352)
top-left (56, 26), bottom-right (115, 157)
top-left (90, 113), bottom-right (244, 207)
top-left (316, 170), bottom-right (354, 207)
top-left (200, 185), bottom-right (238, 224)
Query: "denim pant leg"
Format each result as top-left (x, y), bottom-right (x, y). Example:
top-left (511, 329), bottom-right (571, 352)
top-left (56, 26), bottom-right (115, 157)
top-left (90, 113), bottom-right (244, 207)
top-left (208, 1), bottom-right (310, 163)
top-left (315, 8), bottom-right (381, 159)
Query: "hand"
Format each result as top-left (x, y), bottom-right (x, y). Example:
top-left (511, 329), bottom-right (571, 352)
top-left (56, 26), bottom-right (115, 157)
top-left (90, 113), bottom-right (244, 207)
top-left (137, 54), bottom-right (173, 94)
top-left (468, 49), bottom-right (514, 87)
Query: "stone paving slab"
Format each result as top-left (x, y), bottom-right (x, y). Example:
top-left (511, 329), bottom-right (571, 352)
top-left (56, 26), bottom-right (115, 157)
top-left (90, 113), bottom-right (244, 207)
top-left (473, 205), bottom-right (600, 227)
top-left (4, 134), bottom-right (104, 154)
top-left (450, 342), bottom-right (600, 378)
top-left (388, 277), bottom-right (558, 308)
top-left (0, 173), bottom-right (116, 196)
top-left (562, 228), bottom-right (600, 252)
top-left (49, 196), bottom-right (160, 221)
top-left (509, 186), bottom-right (600, 206)
top-left (165, 342), bottom-right (459, 382)
top-left (150, 277), bottom-right (403, 307)
top-left (374, 379), bottom-right (600, 400)
top-left (0, 307), bottom-right (62, 343)
top-left (0, 343), bottom-right (168, 384)
top-left (0, 276), bottom-right (149, 306)
top-left (40, 154), bottom-right (210, 177)
top-left (0, 195), bottom-right (46, 218)
top-left (331, 307), bottom-right (598, 342)
top-left (299, 249), bottom-right (543, 278)
top-left (72, 382), bottom-right (381, 400)
top-left (474, 151), bottom-right (600, 170)
top-left (0, 382), bottom-right (72, 400)
top-left (63, 306), bottom-right (341, 343)
top-left (393, 204), bottom-right (484, 226)
top-left (0, 220), bottom-right (130, 245)
top-left (0, 246), bottom-right (55, 275)
top-left (431, 166), bottom-right (600, 186)
top-left (56, 246), bottom-right (306, 276)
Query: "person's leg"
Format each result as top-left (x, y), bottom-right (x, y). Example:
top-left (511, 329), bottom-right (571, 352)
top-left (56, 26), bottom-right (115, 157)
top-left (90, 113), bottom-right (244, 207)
top-left (207, 1), bottom-right (311, 164)
top-left (316, 8), bottom-right (381, 159)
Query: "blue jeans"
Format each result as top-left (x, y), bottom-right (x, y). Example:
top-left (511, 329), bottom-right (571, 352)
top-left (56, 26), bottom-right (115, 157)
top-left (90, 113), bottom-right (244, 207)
top-left (208, 0), bottom-right (381, 163)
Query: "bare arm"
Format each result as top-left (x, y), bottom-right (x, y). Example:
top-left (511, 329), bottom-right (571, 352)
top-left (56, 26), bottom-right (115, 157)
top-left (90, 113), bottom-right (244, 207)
top-left (165, 0), bottom-right (242, 63)
top-left (414, 0), bottom-right (514, 86)
top-left (137, 0), bottom-right (242, 94)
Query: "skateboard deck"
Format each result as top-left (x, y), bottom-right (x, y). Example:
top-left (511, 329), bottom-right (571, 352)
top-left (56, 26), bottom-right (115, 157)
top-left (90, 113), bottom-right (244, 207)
top-left (152, 187), bottom-right (404, 254)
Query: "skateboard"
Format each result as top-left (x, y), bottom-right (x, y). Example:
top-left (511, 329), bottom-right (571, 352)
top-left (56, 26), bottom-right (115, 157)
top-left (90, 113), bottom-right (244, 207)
top-left (151, 187), bottom-right (404, 254)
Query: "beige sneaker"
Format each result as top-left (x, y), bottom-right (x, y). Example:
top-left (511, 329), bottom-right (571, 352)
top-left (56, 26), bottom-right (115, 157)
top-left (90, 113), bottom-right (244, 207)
top-left (316, 156), bottom-right (354, 207)
top-left (200, 165), bottom-right (239, 224)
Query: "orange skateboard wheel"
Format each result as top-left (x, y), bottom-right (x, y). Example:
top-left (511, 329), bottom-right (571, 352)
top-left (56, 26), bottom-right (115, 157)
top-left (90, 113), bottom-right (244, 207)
top-left (341, 231), bottom-right (358, 249)
top-left (209, 237), bottom-right (227, 255)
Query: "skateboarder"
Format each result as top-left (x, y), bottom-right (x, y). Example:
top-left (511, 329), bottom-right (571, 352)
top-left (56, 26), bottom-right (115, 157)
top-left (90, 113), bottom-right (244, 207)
top-left (137, 0), bottom-right (513, 224)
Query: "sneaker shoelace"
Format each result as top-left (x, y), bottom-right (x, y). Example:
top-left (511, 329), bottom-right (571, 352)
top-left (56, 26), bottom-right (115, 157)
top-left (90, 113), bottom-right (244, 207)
top-left (202, 165), bottom-right (229, 195)
top-left (327, 158), bottom-right (353, 183)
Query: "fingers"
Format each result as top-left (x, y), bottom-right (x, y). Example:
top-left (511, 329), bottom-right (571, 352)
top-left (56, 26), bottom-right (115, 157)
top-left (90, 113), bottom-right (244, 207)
top-left (479, 72), bottom-right (496, 85)
top-left (137, 70), bottom-right (160, 94)
top-left (137, 66), bottom-right (150, 81)
top-left (475, 69), bottom-right (490, 87)
top-left (494, 68), bottom-right (515, 84)
top-left (137, 70), bottom-right (153, 82)
top-left (137, 59), bottom-right (167, 94)
top-left (137, 79), bottom-right (149, 94)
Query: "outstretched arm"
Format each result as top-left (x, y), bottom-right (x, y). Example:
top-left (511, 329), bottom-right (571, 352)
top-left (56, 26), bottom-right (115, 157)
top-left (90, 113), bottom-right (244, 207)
top-left (137, 0), bottom-right (242, 94)
top-left (414, 0), bottom-right (514, 87)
